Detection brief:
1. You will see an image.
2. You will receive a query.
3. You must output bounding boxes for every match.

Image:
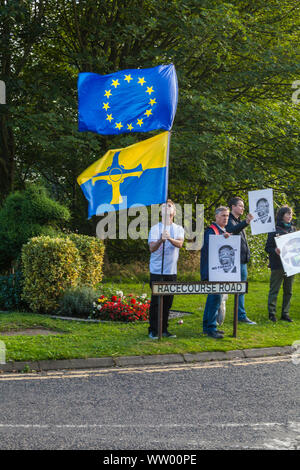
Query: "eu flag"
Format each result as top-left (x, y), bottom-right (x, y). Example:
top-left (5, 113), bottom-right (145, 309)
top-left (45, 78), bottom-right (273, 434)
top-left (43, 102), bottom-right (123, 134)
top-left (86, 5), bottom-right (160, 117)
top-left (78, 64), bottom-right (178, 135)
top-left (77, 132), bottom-right (169, 218)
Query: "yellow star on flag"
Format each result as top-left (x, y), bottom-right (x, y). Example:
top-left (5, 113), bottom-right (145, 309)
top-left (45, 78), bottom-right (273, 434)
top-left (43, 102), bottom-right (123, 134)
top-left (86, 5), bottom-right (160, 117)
top-left (127, 123), bottom-right (134, 131)
top-left (106, 114), bottom-right (113, 122)
top-left (149, 98), bottom-right (156, 106)
top-left (138, 77), bottom-right (146, 86)
top-left (137, 118), bottom-right (143, 127)
top-left (146, 86), bottom-right (154, 95)
top-left (104, 89), bottom-right (112, 98)
top-left (103, 102), bottom-right (110, 111)
top-left (112, 79), bottom-right (120, 88)
top-left (124, 74), bottom-right (133, 83)
top-left (115, 122), bottom-right (123, 130)
top-left (145, 109), bottom-right (152, 117)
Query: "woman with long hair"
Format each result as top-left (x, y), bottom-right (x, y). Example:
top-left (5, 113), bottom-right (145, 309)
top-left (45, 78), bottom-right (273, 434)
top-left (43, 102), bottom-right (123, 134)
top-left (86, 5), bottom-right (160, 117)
top-left (265, 206), bottom-right (296, 322)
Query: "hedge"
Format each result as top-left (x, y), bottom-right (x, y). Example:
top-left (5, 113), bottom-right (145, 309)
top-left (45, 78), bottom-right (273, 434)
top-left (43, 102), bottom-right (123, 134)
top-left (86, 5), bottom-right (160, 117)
top-left (21, 234), bottom-right (105, 314)
top-left (0, 271), bottom-right (27, 311)
top-left (66, 234), bottom-right (105, 288)
top-left (21, 236), bottom-right (81, 313)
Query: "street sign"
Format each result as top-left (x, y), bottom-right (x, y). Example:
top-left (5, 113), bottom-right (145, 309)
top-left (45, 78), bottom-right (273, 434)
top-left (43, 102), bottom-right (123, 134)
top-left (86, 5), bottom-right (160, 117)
top-left (152, 281), bottom-right (248, 339)
top-left (152, 281), bottom-right (247, 296)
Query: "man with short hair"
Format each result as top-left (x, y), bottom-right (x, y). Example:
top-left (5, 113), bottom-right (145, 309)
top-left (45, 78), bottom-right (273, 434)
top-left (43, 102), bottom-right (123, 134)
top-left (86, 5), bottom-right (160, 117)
top-left (148, 199), bottom-right (184, 339)
top-left (226, 196), bottom-right (256, 324)
top-left (200, 206), bottom-right (230, 339)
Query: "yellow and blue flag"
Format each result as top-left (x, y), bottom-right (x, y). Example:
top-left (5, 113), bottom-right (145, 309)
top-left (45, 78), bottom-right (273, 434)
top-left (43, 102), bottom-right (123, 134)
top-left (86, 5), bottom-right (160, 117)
top-left (78, 64), bottom-right (178, 135)
top-left (77, 132), bottom-right (169, 218)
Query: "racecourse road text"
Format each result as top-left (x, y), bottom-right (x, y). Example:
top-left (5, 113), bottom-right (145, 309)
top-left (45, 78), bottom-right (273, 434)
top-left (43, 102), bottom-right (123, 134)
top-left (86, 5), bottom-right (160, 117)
top-left (152, 281), bottom-right (247, 295)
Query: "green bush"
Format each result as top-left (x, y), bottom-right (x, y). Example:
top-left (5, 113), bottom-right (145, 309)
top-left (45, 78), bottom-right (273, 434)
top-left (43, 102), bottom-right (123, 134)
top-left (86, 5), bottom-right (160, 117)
top-left (21, 234), bottom-right (105, 314)
top-left (0, 184), bottom-right (70, 271)
top-left (247, 233), bottom-right (268, 269)
top-left (57, 285), bottom-right (98, 318)
top-left (0, 271), bottom-right (28, 311)
top-left (102, 261), bottom-right (149, 283)
top-left (21, 236), bottom-right (81, 313)
top-left (247, 233), bottom-right (270, 281)
top-left (67, 234), bottom-right (105, 287)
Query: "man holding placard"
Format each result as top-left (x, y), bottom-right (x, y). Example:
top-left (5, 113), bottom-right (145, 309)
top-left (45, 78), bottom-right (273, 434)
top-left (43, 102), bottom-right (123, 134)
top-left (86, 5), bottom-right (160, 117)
top-left (200, 206), bottom-right (231, 339)
top-left (225, 197), bottom-right (256, 325)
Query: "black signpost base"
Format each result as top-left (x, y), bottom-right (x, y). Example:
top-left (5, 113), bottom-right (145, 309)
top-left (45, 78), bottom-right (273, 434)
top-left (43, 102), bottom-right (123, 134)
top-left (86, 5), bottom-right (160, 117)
top-left (233, 294), bottom-right (239, 338)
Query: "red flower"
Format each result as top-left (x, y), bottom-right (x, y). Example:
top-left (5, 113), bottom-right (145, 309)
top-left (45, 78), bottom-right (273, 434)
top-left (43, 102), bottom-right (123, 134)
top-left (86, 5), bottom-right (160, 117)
top-left (93, 292), bottom-right (150, 323)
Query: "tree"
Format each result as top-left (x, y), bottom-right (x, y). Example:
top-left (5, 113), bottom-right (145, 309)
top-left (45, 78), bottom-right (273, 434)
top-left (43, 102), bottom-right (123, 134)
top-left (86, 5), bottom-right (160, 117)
top-left (0, 184), bottom-right (70, 271)
top-left (0, 0), bottom-right (50, 200)
top-left (0, 0), bottom-right (299, 262)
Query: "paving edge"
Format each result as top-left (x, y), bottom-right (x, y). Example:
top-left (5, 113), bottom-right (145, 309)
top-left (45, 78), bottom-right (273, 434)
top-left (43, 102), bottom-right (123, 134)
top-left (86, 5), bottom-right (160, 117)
top-left (0, 346), bottom-right (295, 373)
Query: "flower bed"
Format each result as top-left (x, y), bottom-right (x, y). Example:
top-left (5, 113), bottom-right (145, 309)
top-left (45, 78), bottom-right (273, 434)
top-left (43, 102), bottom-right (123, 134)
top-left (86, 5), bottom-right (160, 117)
top-left (93, 291), bottom-right (150, 322)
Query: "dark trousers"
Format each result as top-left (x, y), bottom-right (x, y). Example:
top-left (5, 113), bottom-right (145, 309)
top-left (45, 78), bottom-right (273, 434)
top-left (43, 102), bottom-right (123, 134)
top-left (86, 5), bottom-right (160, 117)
top-left (268, 269), bottom-right (295, 318)
top-left (203, 293), bottom-right (221, 333)
top-left (149, 273), bottom-right (177, 334)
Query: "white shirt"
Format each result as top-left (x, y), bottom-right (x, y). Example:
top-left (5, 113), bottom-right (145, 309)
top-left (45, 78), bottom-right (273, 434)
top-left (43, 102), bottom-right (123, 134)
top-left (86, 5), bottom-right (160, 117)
top-left (148, 222), bottom-right (184, 275)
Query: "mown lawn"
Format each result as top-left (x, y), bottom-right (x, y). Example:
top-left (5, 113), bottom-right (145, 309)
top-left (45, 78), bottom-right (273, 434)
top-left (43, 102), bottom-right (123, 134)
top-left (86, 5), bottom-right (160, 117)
top-left (0, 279), bottom-right (299, 362)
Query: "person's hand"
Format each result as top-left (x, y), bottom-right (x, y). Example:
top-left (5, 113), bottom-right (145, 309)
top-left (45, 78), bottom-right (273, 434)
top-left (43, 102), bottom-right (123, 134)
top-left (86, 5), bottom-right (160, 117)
top-left (246, 213), bottom-right (254, 224)
top-left (223, 232), bottom-right (230, 239)
top-left (275, 247), bottom-right (281, 255)
top-left (162, 230), bottom-right (170, 241)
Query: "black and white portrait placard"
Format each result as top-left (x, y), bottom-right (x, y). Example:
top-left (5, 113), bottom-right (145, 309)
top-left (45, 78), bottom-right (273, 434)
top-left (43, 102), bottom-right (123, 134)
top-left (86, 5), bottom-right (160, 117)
top-left (209, 235), bottom-right (241, 282)
top-left (248, 189), bottom-right (276, 235)
top-left (275, 231), bottom-right (300, 277)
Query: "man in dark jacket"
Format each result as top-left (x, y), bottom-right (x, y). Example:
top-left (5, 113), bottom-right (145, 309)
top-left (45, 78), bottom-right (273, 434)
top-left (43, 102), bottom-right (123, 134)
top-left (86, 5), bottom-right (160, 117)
top-left (200, 206), bottom-right (230, 339)
top-left (265, 206), bottom-right (296, 322)
top-left (225, 196), bottom-right (256, 324)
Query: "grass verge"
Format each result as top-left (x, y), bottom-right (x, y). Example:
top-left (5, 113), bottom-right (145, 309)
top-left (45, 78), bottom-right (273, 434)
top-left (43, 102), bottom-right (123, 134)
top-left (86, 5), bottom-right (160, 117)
top-left (0, 279), bottom-right (299, 362)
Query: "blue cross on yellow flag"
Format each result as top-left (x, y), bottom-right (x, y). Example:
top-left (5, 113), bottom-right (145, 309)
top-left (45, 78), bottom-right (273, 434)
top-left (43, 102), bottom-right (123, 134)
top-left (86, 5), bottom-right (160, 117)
top-left (78, 64), bottom-right (178, 134)
top-left (77, 132), bottom-right (169, 218)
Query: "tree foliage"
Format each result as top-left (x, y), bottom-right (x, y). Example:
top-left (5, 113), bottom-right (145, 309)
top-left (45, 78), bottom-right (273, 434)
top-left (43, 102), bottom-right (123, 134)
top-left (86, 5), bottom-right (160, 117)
top-left (0, 0), bottom-right (299, 262)
top-left (0, 184), bottom-right (70, 270)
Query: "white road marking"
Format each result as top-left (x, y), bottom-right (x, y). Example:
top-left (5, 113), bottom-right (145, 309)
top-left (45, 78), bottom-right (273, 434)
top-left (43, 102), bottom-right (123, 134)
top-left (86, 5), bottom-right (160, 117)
top-left (0, 421), bottom-right (298, 429)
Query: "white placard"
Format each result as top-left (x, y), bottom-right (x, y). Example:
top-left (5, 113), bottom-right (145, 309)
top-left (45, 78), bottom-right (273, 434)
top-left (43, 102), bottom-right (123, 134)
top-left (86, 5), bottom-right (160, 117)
top-left (275, 231), bottom-right (300, 277)
top-left (248, 189), bottom-right (276, 235)
top-left (209, 235), bottom-right (241, 282)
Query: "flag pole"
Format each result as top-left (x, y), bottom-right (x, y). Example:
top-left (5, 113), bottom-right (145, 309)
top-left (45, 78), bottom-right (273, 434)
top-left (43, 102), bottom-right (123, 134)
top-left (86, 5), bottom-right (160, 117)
top-left (161, 130), bottom-right (171, 274)
top-left (158, 131), bottom-right (171, 339)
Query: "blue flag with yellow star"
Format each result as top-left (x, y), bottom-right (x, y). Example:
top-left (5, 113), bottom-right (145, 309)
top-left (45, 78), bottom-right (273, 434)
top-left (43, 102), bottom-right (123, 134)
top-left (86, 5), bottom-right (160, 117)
top-left (77, 132), bottom-right (169, 218)
top-left (78, 64), bottom-right (178, 135)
